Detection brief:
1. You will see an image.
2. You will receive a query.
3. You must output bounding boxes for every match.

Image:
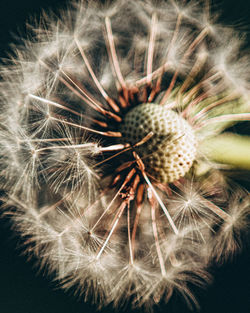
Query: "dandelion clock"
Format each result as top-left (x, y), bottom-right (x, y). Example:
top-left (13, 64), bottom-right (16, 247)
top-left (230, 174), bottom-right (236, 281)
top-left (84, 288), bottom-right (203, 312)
top-left (0, 0), bottom-right (250, 311)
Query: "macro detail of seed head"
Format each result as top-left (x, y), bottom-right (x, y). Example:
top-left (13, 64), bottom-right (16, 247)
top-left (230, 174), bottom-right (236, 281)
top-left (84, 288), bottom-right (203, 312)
top-left (0, 0), bottom-right (250, 310)
top-left (120, 103), bottom-right (197, 183)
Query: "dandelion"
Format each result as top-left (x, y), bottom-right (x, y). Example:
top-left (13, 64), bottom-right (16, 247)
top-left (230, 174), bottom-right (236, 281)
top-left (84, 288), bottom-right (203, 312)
top-left (0, 0), bottom-right (250, 310)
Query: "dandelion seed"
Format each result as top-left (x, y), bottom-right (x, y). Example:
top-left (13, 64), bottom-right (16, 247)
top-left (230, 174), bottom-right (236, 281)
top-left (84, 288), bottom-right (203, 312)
top-left (0, 0), bottom-right (250, 310)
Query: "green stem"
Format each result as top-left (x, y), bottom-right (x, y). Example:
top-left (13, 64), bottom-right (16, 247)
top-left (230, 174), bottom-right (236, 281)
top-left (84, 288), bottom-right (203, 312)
top-left (201, 133), bottom-right (250, 170)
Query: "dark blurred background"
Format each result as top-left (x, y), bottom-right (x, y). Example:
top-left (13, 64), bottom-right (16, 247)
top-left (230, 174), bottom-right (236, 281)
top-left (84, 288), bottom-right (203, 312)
top-left (0, 1), bottom-right (249, 313)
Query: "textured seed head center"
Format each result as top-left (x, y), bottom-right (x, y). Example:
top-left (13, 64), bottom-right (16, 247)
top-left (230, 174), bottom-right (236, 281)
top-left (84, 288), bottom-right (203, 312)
top-left (119, 103), bottom-right (197, 183)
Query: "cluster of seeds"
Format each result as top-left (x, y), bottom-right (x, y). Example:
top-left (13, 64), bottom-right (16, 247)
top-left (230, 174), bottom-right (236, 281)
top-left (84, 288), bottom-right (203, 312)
top-left (0, 0), bottom-right (249, 310)
top-left (120, 103), bottom-right (197, 183)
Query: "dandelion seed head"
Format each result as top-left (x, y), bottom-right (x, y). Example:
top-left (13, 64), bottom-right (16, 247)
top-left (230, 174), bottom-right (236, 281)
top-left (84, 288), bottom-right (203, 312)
top-left (119, 102), bottom-right (197, 182)
top-left (0, 0), bottom-right (250, 310)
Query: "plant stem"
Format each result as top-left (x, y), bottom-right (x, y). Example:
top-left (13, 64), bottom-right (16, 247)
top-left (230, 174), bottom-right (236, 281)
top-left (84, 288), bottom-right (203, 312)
top-left (201, 133), bottom-right (250, 170)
